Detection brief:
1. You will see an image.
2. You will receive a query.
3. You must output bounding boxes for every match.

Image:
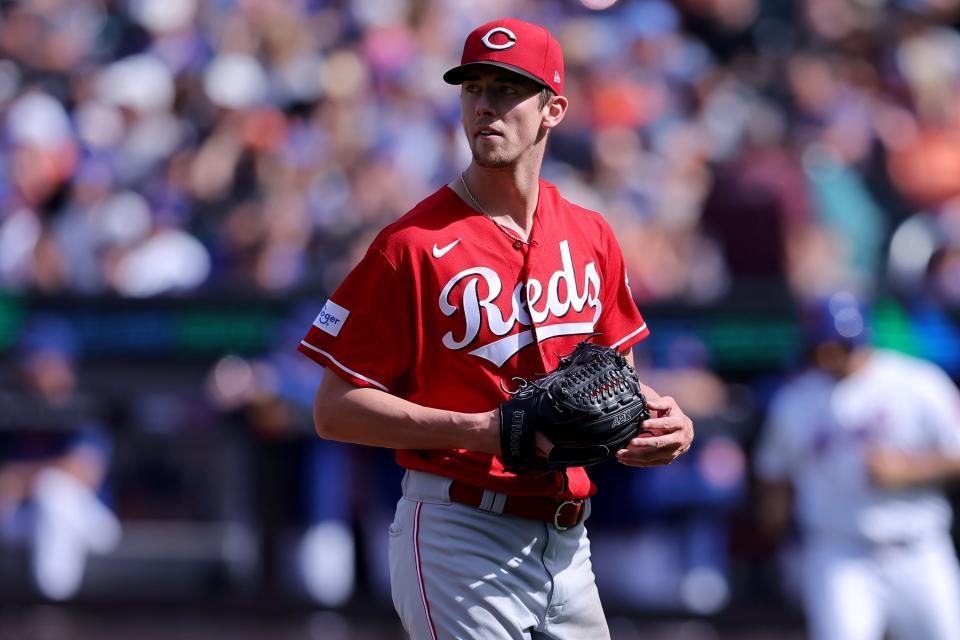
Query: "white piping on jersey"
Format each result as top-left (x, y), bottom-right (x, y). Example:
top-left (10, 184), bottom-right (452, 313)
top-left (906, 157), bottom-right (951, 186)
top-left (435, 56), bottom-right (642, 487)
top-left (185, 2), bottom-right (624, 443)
top-left (611, 323), bottom-right (647, 349)
top-left (468, 321), bottom-right (596, 367)
top-left (299, 341), bottom-right (389, 392)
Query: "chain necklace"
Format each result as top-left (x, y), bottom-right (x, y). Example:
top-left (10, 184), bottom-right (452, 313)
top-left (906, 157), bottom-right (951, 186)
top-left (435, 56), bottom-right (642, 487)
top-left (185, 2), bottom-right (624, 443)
top-left (459, 173), bottom-right (532, 250)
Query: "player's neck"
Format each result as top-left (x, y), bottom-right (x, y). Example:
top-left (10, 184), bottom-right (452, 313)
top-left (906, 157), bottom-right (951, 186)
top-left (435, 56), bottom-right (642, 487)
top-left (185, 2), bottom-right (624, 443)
top-left (842, 347), bottom-right (873, 377)
top-left (457, 165), bottom-right (540, 237)
top-left (825, 346), bottom-right (873, 379)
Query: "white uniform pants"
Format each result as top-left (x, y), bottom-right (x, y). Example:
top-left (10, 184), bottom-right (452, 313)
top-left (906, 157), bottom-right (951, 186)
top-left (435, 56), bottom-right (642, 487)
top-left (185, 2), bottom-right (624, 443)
top-left (389, 470), bottom-right (609, 640)
top-left (802, 534), bottom-right (960, 640)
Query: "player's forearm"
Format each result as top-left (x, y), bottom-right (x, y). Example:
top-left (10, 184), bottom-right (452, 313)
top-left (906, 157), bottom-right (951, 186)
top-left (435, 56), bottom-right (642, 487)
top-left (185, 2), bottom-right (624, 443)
top-left (927, 455), bottom-right (960, 483)
top-left (902, 455), bottom-right (960, 485)
top-left (313, 371), bottom-right (500, 454)
top-left (868, 450), bottom-right (960, 489)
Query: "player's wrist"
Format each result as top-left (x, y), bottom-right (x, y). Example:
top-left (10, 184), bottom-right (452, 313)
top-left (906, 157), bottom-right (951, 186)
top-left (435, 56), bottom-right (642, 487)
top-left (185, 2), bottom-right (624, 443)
top-left (461, 409), bottom-right (501, 456)
top-left (489, 409), bottom-right (504, 456)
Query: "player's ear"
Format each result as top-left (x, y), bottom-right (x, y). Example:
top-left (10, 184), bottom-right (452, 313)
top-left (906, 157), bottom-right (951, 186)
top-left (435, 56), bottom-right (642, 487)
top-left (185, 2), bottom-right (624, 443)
top-left (542, 95), bottom-right (568, 130)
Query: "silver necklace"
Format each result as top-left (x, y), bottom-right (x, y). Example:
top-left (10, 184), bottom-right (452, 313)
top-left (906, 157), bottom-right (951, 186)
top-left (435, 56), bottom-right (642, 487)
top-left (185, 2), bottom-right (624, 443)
top-left (459, 173), bottom-right (531, 250)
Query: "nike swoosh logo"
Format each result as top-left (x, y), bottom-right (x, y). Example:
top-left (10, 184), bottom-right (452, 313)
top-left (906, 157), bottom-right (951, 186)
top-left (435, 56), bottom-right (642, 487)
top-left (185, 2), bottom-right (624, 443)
top-left (432, 239), bottom-right (461, 258)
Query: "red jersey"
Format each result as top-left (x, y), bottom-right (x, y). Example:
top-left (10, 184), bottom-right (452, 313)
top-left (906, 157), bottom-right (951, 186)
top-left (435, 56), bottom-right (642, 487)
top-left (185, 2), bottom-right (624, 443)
top-left (298, 179), bottom-right (648, 499)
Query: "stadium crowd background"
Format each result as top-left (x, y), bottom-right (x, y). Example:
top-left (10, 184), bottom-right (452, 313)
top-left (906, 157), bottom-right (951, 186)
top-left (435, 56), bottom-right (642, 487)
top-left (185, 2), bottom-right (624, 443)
top-left (1, 0), bottom-right (960, 636)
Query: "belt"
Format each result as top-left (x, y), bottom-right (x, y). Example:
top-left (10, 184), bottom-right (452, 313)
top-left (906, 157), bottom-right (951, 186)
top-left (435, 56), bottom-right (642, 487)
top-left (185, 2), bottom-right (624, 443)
top-left (448, 481), bottom-right (586, 531)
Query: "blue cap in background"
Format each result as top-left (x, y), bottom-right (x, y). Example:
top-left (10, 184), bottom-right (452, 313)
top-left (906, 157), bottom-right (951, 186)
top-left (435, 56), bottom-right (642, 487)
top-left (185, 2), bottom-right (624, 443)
top-left (801, 291), bottom-right (871, 349)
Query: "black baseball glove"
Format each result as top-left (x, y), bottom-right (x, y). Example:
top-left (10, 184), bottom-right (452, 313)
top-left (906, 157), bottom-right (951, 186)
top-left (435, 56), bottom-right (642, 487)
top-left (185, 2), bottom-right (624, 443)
top-left (498, 339), bottom-right (649, 472)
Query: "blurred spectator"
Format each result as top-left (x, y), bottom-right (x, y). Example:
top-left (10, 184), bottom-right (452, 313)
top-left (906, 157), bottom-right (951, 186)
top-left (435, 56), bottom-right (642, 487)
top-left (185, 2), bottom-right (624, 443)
top-left (0, 0), bottom-right (954, 309)
top-left (205, 306), bottom-right (357, 607)
top-left (0, 315), bottom-right (120, 601)
top-left (700, 145), bottom-right (805, 288)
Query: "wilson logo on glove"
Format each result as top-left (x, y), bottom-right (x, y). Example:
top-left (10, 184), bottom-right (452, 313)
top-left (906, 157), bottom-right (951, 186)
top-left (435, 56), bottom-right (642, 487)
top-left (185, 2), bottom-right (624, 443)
top-left (509, 410), bottom-right (525, 458)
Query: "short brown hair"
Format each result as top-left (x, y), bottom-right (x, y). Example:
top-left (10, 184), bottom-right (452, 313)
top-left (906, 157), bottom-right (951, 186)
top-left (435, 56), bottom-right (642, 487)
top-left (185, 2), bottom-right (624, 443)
top-left (538, 86), bottom-right (555, 110)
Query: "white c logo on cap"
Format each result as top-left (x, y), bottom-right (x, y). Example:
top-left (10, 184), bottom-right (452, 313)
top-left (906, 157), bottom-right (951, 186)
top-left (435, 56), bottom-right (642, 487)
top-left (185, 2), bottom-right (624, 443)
top-left (481, 27), bottom-right (517, 50)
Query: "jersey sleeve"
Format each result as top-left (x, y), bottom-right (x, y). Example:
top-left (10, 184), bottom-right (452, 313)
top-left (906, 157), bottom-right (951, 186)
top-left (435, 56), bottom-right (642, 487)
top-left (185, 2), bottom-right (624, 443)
top-left (593, 225), bottom-right (649, 352)
top-left (297, 247), bottom-right (412, 392)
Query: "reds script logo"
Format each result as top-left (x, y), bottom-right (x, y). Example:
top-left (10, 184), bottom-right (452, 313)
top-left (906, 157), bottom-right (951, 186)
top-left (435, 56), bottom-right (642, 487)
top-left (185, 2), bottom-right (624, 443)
top-left (439, 240), bottom-right (601, 366)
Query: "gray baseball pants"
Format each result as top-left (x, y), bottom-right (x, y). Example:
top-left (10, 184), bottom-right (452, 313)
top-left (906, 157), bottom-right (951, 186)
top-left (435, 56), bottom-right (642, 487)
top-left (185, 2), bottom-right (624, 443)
top-left (389, 470), bottom-right (610, 640)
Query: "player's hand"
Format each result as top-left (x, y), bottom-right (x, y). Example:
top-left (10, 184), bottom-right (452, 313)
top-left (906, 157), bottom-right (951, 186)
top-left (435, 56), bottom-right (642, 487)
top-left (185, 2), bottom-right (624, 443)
top-left (490, 409), bottom-right (554, 458)
top-left (615, 395), bottom-right (694, 467)
top-left (535, 431), bottom-right (554, 458)
top-left (866, 449), bottom-right (932, 489)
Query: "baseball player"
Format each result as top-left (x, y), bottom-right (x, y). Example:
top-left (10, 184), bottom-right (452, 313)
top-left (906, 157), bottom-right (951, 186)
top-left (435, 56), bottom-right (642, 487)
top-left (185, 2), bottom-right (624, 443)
top-left (755, 292), bottom-right (960, 640)
top-left (299, 18), bottom-right (694, 639)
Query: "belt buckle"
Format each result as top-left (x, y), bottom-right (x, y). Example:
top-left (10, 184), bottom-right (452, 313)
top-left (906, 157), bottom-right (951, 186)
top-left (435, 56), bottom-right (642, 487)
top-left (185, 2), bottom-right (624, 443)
top-left (553, 500), bottom-right (581, 532)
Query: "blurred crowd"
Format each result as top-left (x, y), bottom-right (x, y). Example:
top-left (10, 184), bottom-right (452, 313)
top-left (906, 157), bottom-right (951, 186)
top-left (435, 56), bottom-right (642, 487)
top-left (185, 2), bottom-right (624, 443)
top-left (0, 0), bottom-right (959, 306)
top-left (2, 0), bottom-right (960, 620)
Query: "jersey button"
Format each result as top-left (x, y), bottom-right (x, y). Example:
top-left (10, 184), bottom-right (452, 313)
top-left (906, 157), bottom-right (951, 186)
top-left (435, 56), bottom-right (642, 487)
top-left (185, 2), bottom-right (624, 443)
top-left (513, 240), bottom-right (523, 250)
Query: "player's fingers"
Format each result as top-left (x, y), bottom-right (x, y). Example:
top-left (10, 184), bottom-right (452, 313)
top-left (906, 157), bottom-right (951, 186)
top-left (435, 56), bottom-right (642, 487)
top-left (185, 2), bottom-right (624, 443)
top-left (617, 415), bottom-right (693, 466)
top-left (534, 431), bottom-right (554, 457)
top-left (627, 431), bottom-right (687, 449)
top-left (639, 416), bottom-right (685, 433)
top-left (644, 395), bottom-right (677, 412)
top-left (615, 445), bottom-right (683, 467)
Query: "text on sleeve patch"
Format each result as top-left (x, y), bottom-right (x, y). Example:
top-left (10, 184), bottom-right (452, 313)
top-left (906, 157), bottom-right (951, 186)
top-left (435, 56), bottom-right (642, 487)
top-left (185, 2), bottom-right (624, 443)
top-left (313, 299), bottom-right (350, 336)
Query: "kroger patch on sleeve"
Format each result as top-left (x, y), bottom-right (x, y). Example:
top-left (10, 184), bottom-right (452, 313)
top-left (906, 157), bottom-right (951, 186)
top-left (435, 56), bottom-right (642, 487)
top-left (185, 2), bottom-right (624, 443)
top-left (313, 300), bottom-right (350, 337)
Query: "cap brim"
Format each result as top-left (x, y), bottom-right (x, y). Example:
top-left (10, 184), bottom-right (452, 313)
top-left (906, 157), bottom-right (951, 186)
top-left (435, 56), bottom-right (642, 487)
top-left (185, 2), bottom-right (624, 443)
top-left (443, 61), bottom-right (551, 90)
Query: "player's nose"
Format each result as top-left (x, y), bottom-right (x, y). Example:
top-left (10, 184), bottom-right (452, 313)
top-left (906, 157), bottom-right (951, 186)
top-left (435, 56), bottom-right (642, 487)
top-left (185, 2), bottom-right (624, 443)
top-left (473, 90), bottom-right (496, 117)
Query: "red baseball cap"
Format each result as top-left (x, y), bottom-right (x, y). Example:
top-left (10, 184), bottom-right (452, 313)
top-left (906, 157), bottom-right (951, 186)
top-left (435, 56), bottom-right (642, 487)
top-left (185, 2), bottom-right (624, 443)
top-left (444, 18), bottom-right (564, 95)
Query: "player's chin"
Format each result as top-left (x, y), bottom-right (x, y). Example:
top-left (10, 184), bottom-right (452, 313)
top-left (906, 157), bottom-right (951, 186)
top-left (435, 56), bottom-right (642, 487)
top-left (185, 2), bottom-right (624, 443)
top-left (471, 148), bottom-right (514, 169)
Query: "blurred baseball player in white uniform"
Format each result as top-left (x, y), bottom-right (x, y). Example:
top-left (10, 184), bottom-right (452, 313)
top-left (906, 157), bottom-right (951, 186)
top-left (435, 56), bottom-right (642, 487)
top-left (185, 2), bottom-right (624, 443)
top-left (755, 292), bottom-right (960, 640)
top-left (298, 17), bottom-right (694, 639)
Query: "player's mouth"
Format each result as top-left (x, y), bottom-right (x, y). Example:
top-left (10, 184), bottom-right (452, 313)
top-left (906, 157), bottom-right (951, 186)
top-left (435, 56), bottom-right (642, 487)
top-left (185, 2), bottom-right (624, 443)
top-left (475, 126), bottom-right (502, 138)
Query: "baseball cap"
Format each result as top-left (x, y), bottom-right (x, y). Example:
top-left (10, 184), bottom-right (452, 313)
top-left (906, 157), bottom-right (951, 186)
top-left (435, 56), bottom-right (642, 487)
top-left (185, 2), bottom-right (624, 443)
top-left (443, 18), bottom-right (564, 95)
top-left (801, 291), bottom-right (871, 349)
